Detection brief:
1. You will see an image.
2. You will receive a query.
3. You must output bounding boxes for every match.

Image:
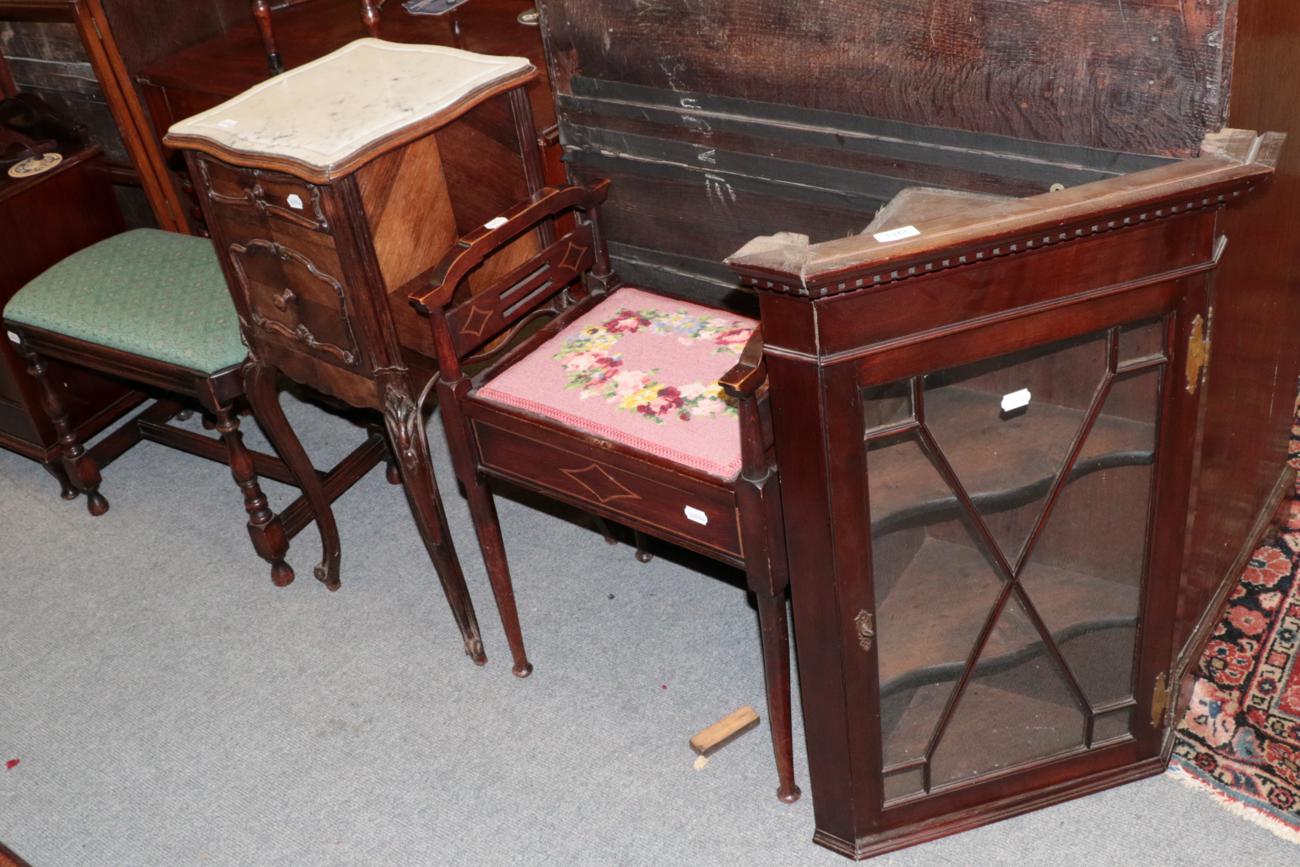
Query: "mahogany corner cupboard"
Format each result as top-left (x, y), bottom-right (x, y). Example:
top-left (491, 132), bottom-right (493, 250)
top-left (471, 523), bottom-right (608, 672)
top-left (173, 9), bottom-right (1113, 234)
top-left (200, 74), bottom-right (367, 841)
top-left (535, 0), bottom-right (1300, 858)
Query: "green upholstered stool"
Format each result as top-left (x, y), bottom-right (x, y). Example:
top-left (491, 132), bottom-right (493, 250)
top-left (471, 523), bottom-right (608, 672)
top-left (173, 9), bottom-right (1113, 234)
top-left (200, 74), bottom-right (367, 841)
top-left (5, 229), bottom-right (246, 374)
top-left (3, 229), bottom-right (388, 588)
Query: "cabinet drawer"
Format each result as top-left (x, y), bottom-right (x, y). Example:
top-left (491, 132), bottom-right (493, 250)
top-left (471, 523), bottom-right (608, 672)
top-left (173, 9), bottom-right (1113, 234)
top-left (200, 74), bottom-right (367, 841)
top-left (472, 415), bottom-right (743, 560)
top-left (223, 226), bottom-right (362, 372)
top-left (194, 156), bottom-right (330, 234)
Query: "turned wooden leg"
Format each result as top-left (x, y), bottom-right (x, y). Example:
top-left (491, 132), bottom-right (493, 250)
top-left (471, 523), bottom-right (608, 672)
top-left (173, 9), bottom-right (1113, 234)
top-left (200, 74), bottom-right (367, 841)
top-left (462, 475), bottom-right (532, 677)
top-left (382, 383), bottom-right (486, 664)
top-left (360, 0), bottom-right (381, 36)
top-left (593, 515), bottom-right (620, 546)
top-left (213, 404), bottom-right (293, 587)
top-left (755, 589), bottom-right (800, 803)
top-left (633, 529), bottom-right (654, 563)
top-left (251, 0), bottom-right (282, 74)
top-left (245, 362), bottom-right (341, 590)
top-left (41, 461), bottom-right (78, 500)
top-left (17, 341), bottom-right (107, 515)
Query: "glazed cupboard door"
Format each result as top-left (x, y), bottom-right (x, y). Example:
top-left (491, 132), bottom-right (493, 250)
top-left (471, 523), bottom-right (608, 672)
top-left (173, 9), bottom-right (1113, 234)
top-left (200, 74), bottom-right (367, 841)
top-left (855, 309), bottom-right (1198, 817)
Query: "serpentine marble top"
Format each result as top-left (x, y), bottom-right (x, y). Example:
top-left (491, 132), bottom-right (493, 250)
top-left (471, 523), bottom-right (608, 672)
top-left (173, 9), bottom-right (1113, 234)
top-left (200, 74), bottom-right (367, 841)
top-left (165, 39), bottom-right (534, 178)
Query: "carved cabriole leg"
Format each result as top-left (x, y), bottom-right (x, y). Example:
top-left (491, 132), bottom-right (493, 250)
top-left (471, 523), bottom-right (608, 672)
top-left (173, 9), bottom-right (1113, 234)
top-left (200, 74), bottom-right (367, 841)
top-left (212, 401), bottom-right (293, 587)
top-left (17, 340), bottom-right (107, 515)
top-left (382, 380), bottom-right (487, 665)
top-left (366, 422), bottom-right (402, 485)
top-left (244, 361), bottom-right (342, 590)
top-left (250, 0), bottom-right (282, 74)
top-left (437, 378), bottom-right (532, 677)
top-left (41, 461), bottom-right (78, 500)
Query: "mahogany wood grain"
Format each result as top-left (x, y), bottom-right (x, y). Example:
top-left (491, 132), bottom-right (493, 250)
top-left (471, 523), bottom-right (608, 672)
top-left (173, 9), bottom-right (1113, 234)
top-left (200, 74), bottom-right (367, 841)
top-left (728, 138), bottom-right (1276, 856)
top-left (1175, 0), bottom-right (1300, 678)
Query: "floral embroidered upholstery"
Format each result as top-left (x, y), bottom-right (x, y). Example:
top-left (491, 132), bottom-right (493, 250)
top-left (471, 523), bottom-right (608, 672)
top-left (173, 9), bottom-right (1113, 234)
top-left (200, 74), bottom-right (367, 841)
top-left (4, 229), bottom-right (246, 374)
top-left (476, 287), bottom-right (756, 479)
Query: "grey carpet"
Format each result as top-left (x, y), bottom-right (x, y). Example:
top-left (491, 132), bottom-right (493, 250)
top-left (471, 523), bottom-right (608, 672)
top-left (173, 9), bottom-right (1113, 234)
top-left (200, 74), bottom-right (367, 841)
top-left (0, 396), bottom-right (1292, 866)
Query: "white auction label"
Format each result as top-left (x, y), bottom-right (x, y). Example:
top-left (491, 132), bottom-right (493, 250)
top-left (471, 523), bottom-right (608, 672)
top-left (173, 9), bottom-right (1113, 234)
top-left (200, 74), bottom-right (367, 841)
top-left (484, 216), bottom-right (509, 229)
top-left (6, 331), bottom-right (20, 344)
top-left (1001, 388), bottom-right (1032, 412)
top-left (683, 506), bottom-right (709, 526)
top-left (286, 193), bottom-right (304, 210)
top-left (873, 225), bottom-right (921, 243)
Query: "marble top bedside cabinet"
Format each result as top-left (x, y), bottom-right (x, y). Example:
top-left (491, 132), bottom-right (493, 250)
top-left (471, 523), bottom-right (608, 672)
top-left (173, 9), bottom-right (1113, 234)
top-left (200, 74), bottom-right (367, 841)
top-left (164, 38), bottom-right (548, 667)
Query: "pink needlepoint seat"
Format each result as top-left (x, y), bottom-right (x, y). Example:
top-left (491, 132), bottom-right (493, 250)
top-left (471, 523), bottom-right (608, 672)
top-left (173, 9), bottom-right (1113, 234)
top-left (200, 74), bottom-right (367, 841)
top-left (475, 287), bottom-right (756, 479)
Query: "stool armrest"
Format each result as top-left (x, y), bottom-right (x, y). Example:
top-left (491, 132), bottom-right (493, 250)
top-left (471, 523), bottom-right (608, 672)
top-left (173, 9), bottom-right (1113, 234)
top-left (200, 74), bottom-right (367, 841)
top-left (720, 328), bottom-right (767, 399)
top-left (407, 179), bottom-right (611, 315)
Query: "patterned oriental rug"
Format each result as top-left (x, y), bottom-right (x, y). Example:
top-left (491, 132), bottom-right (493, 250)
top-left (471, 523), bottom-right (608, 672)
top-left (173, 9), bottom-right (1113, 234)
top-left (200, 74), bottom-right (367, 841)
top-left (1170, 400), bottom-right (1300, 842)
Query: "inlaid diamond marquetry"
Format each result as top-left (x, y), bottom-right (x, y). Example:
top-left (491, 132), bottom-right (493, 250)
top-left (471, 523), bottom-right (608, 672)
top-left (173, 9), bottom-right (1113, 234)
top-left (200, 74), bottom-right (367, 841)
top-left (461, 304), bottom-right (493, 339)
top-left (559, 241), bottom-right (589, 273)
top-left (561, 463), bottom-right (641, 504)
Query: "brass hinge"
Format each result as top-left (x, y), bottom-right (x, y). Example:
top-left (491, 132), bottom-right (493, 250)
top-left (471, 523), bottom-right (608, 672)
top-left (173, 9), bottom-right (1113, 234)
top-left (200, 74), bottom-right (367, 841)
top-left (1185, 308), bottom-right (1213, 395)
top-left (853, 610), bottom-right (875, 653)
top-left (1151, 671), bottom-right (1171, 729)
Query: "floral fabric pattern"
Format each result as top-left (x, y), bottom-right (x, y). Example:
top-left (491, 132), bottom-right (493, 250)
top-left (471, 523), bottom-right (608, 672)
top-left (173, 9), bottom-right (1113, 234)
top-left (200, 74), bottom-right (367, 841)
top-left (476, 287), bottom-right (757, 479)
top-left (552, 306), bottom-right (751, 424)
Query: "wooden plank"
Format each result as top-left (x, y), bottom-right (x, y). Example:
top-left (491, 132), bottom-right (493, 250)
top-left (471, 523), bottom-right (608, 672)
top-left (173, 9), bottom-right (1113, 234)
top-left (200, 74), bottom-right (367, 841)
top-left (541, 0), bottom-right (1234, 156)
top-left (690, 706), bottom-right (760, 756)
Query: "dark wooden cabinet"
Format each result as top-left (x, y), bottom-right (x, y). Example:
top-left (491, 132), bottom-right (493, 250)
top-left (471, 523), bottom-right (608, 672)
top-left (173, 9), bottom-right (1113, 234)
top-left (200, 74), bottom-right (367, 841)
top-left (725, 139), bottom-right (1278, 856)
top-left (0, 145), bottom-right (142, 483)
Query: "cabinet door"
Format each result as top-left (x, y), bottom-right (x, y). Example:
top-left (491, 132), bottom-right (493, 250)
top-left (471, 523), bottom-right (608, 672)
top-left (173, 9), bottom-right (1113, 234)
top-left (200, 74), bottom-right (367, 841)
top-left (862, 318), bottom-right (1172, 804)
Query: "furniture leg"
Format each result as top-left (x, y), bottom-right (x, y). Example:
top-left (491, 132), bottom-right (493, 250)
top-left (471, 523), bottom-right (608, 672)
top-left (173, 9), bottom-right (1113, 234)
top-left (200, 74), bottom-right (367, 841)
top-left (17, 341), bottom-right (107, 515)
top-left (633, 529), bottom-right (654, 563)
top-left (382, 383), bottom-right (486, 664)
top-left (245, 361), bottom-right (341, 590)
top-left (213, 403), bottom-right (294, 587)
top-left (41, 461), bottom-right (78, 500)
top-left (462, 475), bottom-right (533, 677)
top-left (593, 515), bottom-right (620, 546)
top-left (755, 588), bottom-right (800, 803)
top-left (251, 0), bottom-right (282, 74)
top-left (367, 422), bottom-right (402, 485)
top-left (360, 0), bottom-right (381, 36)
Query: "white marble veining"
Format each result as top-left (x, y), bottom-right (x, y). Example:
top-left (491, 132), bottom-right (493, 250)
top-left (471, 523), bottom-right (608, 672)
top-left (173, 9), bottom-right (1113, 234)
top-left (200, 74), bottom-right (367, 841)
top-left (167, 39), bottom-right (533, 170)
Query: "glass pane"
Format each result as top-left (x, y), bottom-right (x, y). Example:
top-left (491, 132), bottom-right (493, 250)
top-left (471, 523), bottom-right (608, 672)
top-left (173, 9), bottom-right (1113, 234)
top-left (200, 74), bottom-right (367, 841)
top-left (1118, 320), bottom-right (1165, 364)
top-left (883, 766), bottom-right (926, 803)
top-left (864, 323), bottom-right (1166, 800)
top-left (929, 594), bottom-right (1087, 787)
top-left (923, 334), bottom-right (1109, 566)
top-left (862, 380), bottom-right (914, 433)
top-left (1019, 370), bottom-right (1160, 709)
top-left (1094, 707), bottom-right (1135, 743)
top-left (868, 434), bottom-right (1005, 770)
